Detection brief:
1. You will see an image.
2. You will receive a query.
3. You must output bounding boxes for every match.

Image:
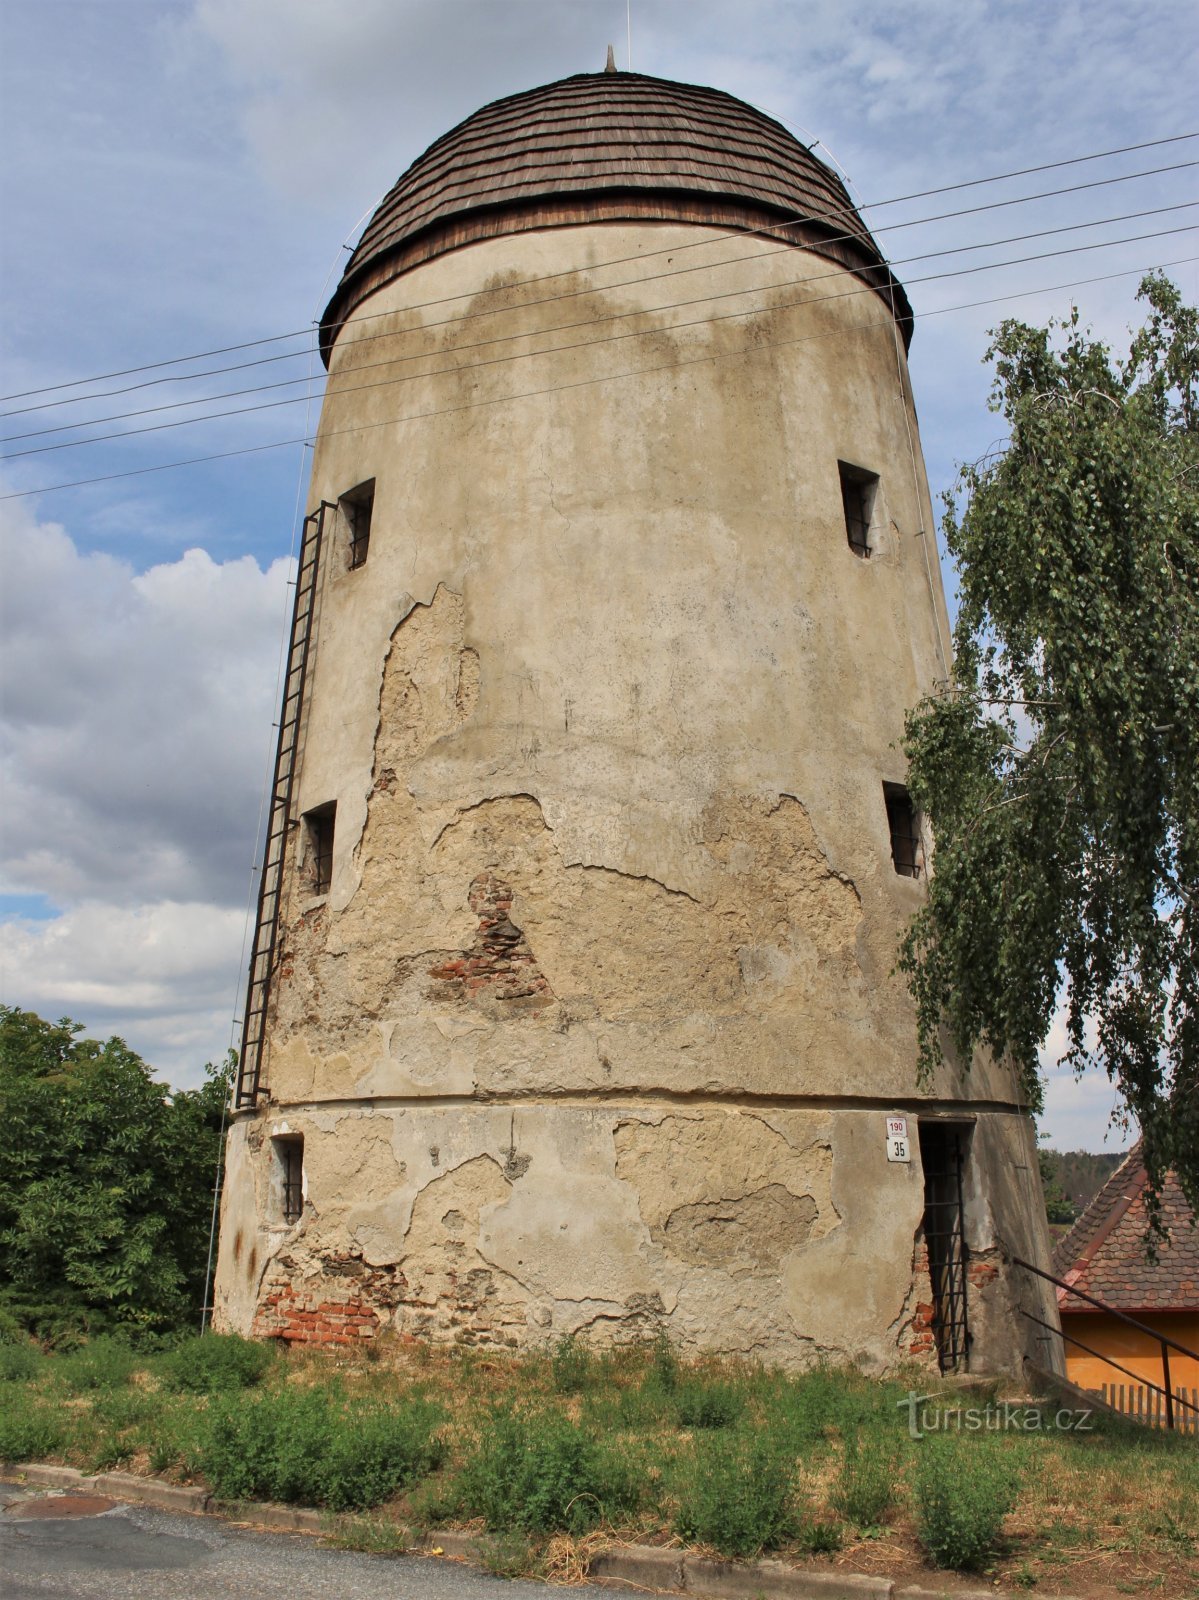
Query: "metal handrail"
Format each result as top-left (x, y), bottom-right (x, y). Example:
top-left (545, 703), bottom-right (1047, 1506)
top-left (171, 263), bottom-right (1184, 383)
top-left (1013, 1253), bottom-right (1199, 1432)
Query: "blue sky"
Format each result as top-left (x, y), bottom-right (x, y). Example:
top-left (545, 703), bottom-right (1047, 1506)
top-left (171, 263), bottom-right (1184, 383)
top-left (1, 0), bottom-right (1195, 1151)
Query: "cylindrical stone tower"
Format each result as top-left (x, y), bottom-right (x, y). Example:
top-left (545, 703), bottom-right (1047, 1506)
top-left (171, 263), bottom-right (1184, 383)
top-left (215, 69), bottom-right (1060, 1375)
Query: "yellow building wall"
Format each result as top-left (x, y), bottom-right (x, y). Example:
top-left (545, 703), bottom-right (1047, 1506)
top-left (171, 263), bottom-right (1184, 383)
top-left (1062, 1310), bottom-right (1199, 1398)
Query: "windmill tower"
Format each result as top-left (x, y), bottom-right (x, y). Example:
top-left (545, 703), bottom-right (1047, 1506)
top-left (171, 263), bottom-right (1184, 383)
top-left (214, 67), bottom-right (1060, 1374)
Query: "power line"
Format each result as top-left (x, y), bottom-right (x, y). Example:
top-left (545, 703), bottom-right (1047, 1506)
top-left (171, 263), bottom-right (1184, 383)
top-left (2, 220), bottom-right (1194, 463)
top-left (7, 144), bottom-right (1189, 427)
top-left (3, 251), bottom-right (1194, 503)
top-left (2, 133), bottom-right (1195, 409)
top-left (6, 198), bottom-right (1193, 448)
top-left (861, 130), bottom-right (1199, 209)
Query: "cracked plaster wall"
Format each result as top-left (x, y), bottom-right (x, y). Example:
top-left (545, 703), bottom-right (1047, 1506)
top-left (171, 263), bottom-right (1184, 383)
top-left (214, 223), bottom-right (1056, 1372)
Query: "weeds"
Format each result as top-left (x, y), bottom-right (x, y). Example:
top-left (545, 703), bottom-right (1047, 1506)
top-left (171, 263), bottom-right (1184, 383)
top-left (550, 1335), bottom-right (592, 1395)
top-left (0, 1342), bottom-right (43, 1383)
top-left (831, 1428), bottom-right (898, 1527)
top-left (675, 1431), bottom-right (795, 1557)
top-left (59, 1336), bottom-right (138, 1392)
top-left (915, 1436), bottom-right (1020, 1571)
top-left (200, 1387), bottom-right (445, 1511)
top-left (674, 1377), bottom-right (741, 1430)
top-left (478, 1530), bottom-right (540, 1578)
top-left (0, 1331), bottom-right (1192, 1594)
top-left (158, 1331), bottom-right (276, 1394)
top-left (0, 1387), bottom-right (64, 1462)
top-left (323, 1514), bottom-right (411, 1555)
top-left (455, 1404), bottom-right (640, 1534)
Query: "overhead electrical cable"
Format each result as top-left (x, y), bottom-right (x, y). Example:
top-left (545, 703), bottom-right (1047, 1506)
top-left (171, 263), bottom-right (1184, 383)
top-left (859, 129), bottom-right (1199, 208)
top-left (7, 158), bottom-right (1197, 423)
top-left (2, 220), bottom-right (1195, 464)
top-left (6, 197), bottom-right (1194, 448)
top-left (1, 132), bottom-right (1194, 408)
top-left (3, 250), bottom-right (1195, 501)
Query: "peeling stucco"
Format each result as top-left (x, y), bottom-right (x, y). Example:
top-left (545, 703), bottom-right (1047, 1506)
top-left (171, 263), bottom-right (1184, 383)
top-left (214, 220), bottom-right (1061, 1376)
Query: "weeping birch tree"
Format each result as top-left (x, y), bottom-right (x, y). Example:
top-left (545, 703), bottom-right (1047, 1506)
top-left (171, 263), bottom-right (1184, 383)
top-left (900, 274), bottom-right (1198, 1215)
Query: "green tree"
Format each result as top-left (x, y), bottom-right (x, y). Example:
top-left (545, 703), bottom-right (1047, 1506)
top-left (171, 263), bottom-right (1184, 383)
top-left (0, 1007), bottom-right (232, 1340)
top-left (899, 275), bottom-right (1197, 1215)
top-left (1037, 1149), bottom-right (1076, 1226)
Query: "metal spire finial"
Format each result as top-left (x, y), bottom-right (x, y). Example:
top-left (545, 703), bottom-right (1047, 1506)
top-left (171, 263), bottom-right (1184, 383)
top-left (604, 44), bottom-right (617, 73)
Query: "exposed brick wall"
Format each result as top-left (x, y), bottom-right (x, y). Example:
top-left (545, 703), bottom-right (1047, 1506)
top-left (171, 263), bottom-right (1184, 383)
top-left (428, 872), bottom-right (552, 1004)
top-left (252, 1250), bottom-right (402, 1345)
top-left (907, 1241), bottom-right (938, 1361)
top-left (904, 1240), bottom-right (1005, 1363)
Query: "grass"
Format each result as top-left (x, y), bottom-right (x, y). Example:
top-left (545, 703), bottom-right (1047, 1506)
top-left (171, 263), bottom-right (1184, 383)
top-left (0, 1330), bottom-right (1195, 1594)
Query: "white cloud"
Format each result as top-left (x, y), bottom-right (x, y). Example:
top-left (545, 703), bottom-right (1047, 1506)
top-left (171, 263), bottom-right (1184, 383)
top-left (0, 498), bottom-right (290, 907)
top-left (0, 497), bottom-right (291, 1084)
top-left (1036, 997), bottom-right (1134, 1154)
top-left (0, 900), bottom-right (246, 1087)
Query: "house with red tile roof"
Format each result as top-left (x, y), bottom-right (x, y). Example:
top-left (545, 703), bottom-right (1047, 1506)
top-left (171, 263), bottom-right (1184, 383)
top-left (1053, 1147), bottom-right (1199, 1416)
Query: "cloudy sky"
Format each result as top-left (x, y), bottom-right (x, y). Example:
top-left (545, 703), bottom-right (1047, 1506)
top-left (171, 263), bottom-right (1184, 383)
top-left (1, 0), bottom-right (1195, 1152)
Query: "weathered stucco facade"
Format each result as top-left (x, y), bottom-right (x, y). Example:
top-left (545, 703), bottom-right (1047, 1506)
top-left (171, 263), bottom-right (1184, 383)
top-left (215, 71), bottom-right (1060, 1375)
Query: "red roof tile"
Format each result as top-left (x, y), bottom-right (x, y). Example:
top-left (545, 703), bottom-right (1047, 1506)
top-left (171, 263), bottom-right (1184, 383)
top-left (1053, 1146), bottom-right (1199, 1314)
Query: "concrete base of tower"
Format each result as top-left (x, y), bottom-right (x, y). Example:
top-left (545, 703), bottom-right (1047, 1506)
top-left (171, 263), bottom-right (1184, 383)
top-left (213, 1098), bottom-right (1062, 1378)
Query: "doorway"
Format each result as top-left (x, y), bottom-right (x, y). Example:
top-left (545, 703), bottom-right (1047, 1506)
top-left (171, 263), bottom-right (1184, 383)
top-left (919, 1121), bottom-right (971, 1372)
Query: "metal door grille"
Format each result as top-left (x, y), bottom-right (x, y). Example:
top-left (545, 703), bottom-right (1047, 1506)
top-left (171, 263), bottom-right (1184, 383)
top-left (920, 1123), bottom-right (970, 1372)
top-left (235, 503), bottom-right (333, 1110)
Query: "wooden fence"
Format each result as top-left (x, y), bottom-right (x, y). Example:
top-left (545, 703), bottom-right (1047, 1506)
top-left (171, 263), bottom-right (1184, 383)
top-left (1099, 1382), bottom-right (1199, 1433)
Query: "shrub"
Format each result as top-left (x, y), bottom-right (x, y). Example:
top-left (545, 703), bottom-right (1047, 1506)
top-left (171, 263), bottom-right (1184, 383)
top-left (915, 1437), bottom-right (1019, 1571)
top-left (675, 1432), bottom-right (795, 1557)
top-left (199, 1386), bottom-right (444, 1511)
top-left (158, 1332), bottom-right (275, 1394)
top-left (59, 1335), bottom-right (138, 1392)
top-left (455, 1405), bottom-right (640, 1534)
top-left (831, 1429), bottom-right (898, 1527)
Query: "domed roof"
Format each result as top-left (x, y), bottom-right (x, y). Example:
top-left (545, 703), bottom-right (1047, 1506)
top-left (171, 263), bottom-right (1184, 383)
top-left (319, 70), bottom-right (911, 358)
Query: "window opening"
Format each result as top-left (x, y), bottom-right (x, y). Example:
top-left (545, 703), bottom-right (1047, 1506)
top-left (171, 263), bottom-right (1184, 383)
top-left (303, 802), bottom-right (335, 896)
top-left (838, 461), bottom-right (877, 557)
top-left (341, 479), bottom-right (375, 570)
top-left (884, 783), bottom-right (922, 877)
top-left (919, 1122), bottom-right (971, 1372)
top-left (273, 1135), bottom-right (304, 1224)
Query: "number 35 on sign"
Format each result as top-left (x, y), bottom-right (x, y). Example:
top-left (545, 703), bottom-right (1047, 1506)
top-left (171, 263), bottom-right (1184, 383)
top-left (886, 1115), bottom-right (910, 1163)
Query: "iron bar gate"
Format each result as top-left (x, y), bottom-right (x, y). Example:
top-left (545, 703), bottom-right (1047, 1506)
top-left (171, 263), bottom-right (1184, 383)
top-left (235, 502), bottom-right (333, 1110)
top-left (920, 1123), bottom-right (971, 1371)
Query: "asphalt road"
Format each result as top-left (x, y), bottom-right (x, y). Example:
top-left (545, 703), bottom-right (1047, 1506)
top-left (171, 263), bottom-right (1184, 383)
top-left (0, 1482), bottom-right (563, 1600)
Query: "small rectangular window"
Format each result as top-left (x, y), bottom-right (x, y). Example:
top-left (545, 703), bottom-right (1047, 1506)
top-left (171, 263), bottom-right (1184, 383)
top-left (272, 1134), bottom-right (304, 1224)
top-left (884, 783), bottom-right (923, 877)
top-left (839, 461), bottom-right (877, 557)
top-left (340, 479), bottom-right (375, 570)
top-left (302, 802), bottom-right (335, 896)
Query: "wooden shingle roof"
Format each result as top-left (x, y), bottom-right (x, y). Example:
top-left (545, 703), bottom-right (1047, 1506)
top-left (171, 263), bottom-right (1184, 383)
top-left (1053, 1146), bottom-right (1199, 1315)
top-left (319, 71), bottom-right (911, 360)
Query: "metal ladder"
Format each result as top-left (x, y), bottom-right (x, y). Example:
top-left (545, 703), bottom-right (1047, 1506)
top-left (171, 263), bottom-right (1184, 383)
top-left (235, 501), bottom-right (334, 1110)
